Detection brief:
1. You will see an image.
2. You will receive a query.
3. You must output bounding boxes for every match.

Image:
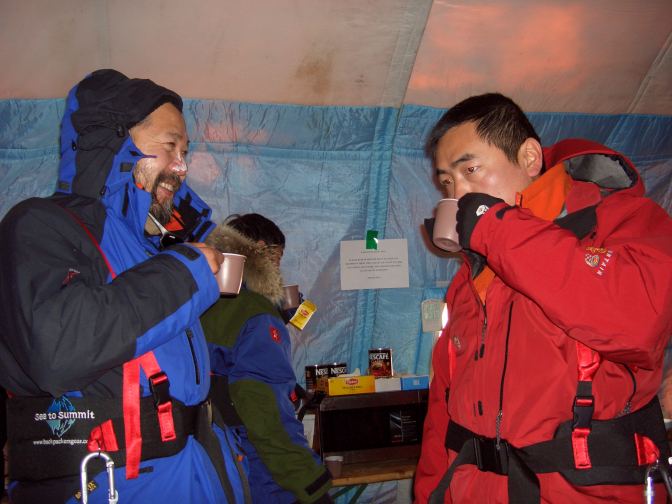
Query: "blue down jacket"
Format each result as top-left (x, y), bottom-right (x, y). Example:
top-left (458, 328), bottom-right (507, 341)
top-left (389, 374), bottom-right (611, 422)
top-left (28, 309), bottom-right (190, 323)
top-left (0, 69), bottom-right (247, 503)
top-left (201, 224), bottom-right (331, 503)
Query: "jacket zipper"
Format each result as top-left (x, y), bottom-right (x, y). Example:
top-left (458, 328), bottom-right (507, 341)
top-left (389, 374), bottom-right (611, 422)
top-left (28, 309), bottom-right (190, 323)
top-left (621, 364), bottom-right (636, 415)
top-left (480, 304), bottom-right (487, 359)
top-left (186, 329), bottom-right (200, 385)
top-left (496, 301), bottom-right (514, 445)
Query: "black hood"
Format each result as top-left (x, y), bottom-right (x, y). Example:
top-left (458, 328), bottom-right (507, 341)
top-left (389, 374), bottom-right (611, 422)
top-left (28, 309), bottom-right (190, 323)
top-left (58, 68), bottom-right (183, 199)
top-left (56, 69), bottom-right (214, 245)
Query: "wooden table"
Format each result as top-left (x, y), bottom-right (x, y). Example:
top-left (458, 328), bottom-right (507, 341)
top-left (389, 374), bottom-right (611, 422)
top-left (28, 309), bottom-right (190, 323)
top-left (330, 458), bottom-right (418, 503)
top-left (332, 457), bottom-right (417, 486)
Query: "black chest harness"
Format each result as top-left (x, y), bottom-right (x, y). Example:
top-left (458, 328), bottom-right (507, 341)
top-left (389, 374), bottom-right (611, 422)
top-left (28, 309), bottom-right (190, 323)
top-left (429, 396), bottom-right (669, 503)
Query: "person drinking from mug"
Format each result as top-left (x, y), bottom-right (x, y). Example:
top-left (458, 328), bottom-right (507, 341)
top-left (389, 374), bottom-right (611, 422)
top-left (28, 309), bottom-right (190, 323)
top-left (201, 213), bottom-right (332, 504)
top-left (0, 69), bottom-right (248, 504)
top-left (415, 93), bottom-right (672, 504)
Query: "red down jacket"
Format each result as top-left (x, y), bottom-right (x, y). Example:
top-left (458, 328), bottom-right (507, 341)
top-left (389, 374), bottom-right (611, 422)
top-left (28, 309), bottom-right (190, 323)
top-left (414, 139), bottom-right (672, 503)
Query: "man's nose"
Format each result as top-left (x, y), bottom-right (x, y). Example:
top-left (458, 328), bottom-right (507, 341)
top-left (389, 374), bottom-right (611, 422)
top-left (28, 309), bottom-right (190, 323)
top-left (453, 181), bottom-right (467, 200)
top-left (169, 155), bottom-right (188, 177)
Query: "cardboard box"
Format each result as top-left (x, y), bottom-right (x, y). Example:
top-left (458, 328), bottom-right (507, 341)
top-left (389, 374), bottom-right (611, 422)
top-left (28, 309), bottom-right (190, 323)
top-left (318, 375), bottom-right (376, 396)
top-left (374, 377), bottom-right (401, 392)
top-left (400, 375), bottom-right (429, 391)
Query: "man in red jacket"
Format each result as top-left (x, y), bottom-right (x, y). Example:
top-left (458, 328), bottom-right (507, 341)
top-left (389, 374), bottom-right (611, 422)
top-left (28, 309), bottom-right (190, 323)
top-left (415, 93), bottom-right (672, 503)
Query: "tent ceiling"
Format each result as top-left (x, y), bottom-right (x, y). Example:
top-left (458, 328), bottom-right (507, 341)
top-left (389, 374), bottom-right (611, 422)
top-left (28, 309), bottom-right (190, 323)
top-left (409, 0), bottom-right (672, 114)
top-left (1, 0), bottom-right (671, 114)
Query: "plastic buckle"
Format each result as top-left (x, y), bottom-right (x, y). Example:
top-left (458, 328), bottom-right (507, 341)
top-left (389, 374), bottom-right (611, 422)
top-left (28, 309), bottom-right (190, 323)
top-left (572, 395), bottom-right (595, 430)
top-left (472, 436), bottom-right (509, 475)
top-left (148, 372), bottom-right (170, 408)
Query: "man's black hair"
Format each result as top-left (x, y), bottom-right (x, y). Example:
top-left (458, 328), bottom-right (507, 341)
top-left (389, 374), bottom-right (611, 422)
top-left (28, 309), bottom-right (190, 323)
top-left (225, 213), bottom-right (286, 247)
top-left (425, 93), bottom-right (541, 166)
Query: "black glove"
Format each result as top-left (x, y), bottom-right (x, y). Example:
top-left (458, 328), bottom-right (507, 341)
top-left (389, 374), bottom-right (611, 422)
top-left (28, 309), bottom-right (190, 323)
top-left (281, 307), bottom-right (297, 325)
top-left (456, 193), bottom-right (505, 249)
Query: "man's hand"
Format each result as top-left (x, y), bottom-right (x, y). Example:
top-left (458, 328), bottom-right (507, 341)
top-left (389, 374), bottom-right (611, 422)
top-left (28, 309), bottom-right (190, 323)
top-left (456, 193), bottom-right (505, 250)
top-left (188, 243), bottom-right (224, 274)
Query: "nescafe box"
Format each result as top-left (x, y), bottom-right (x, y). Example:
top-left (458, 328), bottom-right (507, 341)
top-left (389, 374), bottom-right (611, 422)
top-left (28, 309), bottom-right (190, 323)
top-left (368, 348), bottom-right (393, 377)
top-left (314, 364), bottom-right (331, 391)
top-left (328, 362), bottom-right (348, 377)
top-left (304, 365), bottom-right (320, 392)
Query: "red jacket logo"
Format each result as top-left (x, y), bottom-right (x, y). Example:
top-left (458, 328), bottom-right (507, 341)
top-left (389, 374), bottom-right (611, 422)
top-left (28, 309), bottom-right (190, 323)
top-left (270, 327), bottom-right (281, 343)
top-left (584, 254), bottom-right (600, 267)
top-left (584, 247), bottom-right (614, 277)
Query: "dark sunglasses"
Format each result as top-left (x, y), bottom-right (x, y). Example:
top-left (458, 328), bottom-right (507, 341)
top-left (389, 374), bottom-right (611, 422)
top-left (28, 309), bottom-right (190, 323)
top-left (147, 213), bottom-right (185, 249)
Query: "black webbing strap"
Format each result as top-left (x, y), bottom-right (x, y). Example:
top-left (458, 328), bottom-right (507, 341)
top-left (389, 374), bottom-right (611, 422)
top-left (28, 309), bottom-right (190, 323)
top-left (211, 401), bottom-right (253, 504)
top-left (430, 397), bottom-right (669, 503)
top-left (192, 400), bottom-right (238, 504)
top-left (305, 469), bottom-right (332, 497)
top-left (428, 426), bottom-right (540, 504)
top-left (210, 375), bottom-right (244, 427)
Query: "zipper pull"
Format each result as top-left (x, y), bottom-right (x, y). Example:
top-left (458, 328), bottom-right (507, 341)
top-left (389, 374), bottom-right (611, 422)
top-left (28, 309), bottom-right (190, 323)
top-left (480, 308), bottom-right (488, 357)
top-left (495, 409), bottom-right (503, 447)
top-left (185, 329), bottom-right (200, 385)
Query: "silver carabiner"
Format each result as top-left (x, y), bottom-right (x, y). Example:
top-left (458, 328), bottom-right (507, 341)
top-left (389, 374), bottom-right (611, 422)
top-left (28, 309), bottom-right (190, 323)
top-left (80, 451), bottom-right (119, 504)
top-left (645, 462), bottom-right (658, 504)
top-left (644, 457), bottom-right (672, 504)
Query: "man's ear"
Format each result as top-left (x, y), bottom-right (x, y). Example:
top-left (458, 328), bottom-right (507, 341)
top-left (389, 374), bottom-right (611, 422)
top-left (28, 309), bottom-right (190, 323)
top-left (517, 138), bottom-right (543, 178)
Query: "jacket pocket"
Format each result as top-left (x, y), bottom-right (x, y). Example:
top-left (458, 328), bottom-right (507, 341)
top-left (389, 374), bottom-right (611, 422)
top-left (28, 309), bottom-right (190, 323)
top-left (185, 328), bottom-right (200, 385)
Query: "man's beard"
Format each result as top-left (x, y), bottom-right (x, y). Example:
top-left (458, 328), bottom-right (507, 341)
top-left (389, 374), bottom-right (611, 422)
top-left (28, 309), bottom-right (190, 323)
top-left (149, 171), bottom-right (183, 225)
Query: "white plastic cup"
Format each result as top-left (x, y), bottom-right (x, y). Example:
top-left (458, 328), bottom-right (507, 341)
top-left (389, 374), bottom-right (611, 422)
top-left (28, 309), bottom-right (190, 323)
top-left (282, 284), bottom-right (301, 310)
top-left (324, 455), bottom-right (344, 478)
top-left (432, 198), bottom-right (462, 252)
top-left (215, 253), bottom-right (246, 295)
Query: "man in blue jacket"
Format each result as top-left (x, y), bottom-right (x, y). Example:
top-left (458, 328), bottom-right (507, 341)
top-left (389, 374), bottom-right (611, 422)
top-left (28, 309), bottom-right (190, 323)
top-left (0, 69), bottom-right (249, 503)
top-left (202, 214), bottom-right (332, 503)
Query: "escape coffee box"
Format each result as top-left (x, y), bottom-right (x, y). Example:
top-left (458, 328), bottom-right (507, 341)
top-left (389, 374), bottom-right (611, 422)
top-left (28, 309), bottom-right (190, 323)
top-left (368, 348), bottom-right (393, 377)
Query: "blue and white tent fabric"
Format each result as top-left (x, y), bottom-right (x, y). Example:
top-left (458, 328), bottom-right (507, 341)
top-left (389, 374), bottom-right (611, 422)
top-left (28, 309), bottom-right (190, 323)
top-left (2, 100), bottom-right (670, 381)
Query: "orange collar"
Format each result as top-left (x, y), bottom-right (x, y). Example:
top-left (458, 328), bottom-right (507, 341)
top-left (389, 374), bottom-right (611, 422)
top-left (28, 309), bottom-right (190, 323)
top-left (473, 162), bottom-right (569, 303)
top-left (165, 209), bottom-right (184, 232)
top-left (517, 162), bottom-right (571, 221)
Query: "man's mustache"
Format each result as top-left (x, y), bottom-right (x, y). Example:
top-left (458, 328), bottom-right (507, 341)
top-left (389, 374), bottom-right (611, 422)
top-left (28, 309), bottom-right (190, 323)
top-left (149, 171), bottom-right (183, 224)
top-left (152, 171), bottom-right (183, 196)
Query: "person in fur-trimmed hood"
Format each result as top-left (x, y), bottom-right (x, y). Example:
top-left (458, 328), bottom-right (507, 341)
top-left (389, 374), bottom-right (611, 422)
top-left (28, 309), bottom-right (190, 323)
top-left (201, 213), bottom-right (332, 504)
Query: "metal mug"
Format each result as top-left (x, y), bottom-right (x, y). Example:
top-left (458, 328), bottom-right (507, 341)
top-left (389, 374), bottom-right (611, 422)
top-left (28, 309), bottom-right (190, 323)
top-left (432, 198), bottom-right (462, 252)
top-left (282, 284), bottom-right (301, 310)
top-left (215, 253), bottom-right (246, 295)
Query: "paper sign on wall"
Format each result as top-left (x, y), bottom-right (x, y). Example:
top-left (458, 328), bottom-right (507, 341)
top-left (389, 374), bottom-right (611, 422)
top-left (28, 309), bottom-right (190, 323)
top-left (340, 239), bottom-right (409, 290)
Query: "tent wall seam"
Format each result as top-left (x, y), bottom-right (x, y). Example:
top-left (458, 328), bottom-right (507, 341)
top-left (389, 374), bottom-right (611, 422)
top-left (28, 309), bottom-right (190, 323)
top-left (350, 106), bottom-right (399, 373)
